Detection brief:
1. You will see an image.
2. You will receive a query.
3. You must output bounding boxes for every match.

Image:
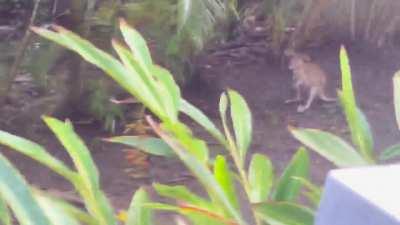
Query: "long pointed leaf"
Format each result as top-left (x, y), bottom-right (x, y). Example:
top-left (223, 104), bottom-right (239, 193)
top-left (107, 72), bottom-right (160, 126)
top-left (339, 46), bottom-right (374, 161)
top-left (0, 196), bottom-right (11, 225)
top-left (272, 148), bottom-right (309, 202)
top-left (111, 39), bottom-right (165, 119)
top-left (154, 183), bottom-right (214, 210)
top-left (290, 127), bottom-right (369, 167)
top-left (31, 26), bottom-right (164, 120)
top-left (43, 117), bottom-right (116, 225)
top-left (151, 65), bottom-right (180, 121)
top-left (126, 188), bottom-right (152, 225)
top-left (35, 194), bottom-right (81, 225)
top-left (105, 136), bottom-right (175, 157)
top-left (179, 99), bottom-right (226, 146)
top-left (119, 19), bottom-right (153, 69)
top-left (0, 130), bottom-right (76, 182)
top-left (147, 117), bottom-right (247, 225)
top-left (0, 154), bottom-right (51, 225)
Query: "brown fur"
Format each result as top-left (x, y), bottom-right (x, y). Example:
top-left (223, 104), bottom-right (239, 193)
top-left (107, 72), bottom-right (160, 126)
top-left (284, 48), bottom-right (312, 62)
top-left (285, 52), bottom-right (335, 112)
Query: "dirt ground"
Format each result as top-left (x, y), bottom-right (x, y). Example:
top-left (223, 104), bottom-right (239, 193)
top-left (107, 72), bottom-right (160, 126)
top-left (1, 40), bottom-right (400, 216)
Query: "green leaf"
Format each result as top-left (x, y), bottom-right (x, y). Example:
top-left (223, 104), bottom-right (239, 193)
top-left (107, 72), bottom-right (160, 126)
top-left (228, 90), bottom-right (252, 163)
top-left (339, 46), bottom-right (374, 162)
top-left (146, 202), bottom-right (228, 225)
top-left (380, 143), bottom-right (400, 161)
top-left (119, 19), bottom-right (153, 69)
top-left (31, 26), bottom-right (164, 120)
top-left (43, 197), bottom-right (97, 225)
top-left (0, 154), bottom-right (51, 225)
top-left (290, 127), bottom-right (369, 167)
top-left (126, 188), bottom-right (152, 225)
top-left (35, 194), bottom-right (81, 225)
top-left (111, 39), bottom-right (165, 120)
top-left (44, 117), bottom-right (100, 192)
top-left (254, 202), bottom-right (314, 225)
top-left (219, 92), bottom-right (236, 150)
top-left (105, 136), bottom-right (175, 157)
top-left (180, 99), bottom-right (226, 146)
top-left (248, 154), bottom-right (274, 203)
top-left (393, 71), bottom-right (400, 129)
top-left (144, 202), bottom-right (180, 211)
top-left (151, 121), bottom-right (246, 225)
top-left (292, 177), bottom-right (322, 208)
top-left (153, 183), bottom-right (214, 210)
top-left (273, 148), bottom-right (309, 202)
top-left (214, 155), bottom-right (239, 209)
top-left (152, 65), bottom-right (181, 121)
top-left (43, 117), bottom-right (116, 225)
top-left (0, 196), bottom-right (11, 225)
top-left (0, 130), bottom-right (76, 182)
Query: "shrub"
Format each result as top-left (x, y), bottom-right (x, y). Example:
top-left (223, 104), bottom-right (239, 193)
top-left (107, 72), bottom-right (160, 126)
top-left (0, 20), bottom-right (316, 225)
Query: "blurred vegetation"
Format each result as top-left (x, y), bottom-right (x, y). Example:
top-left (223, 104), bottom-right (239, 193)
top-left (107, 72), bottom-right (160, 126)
top-left (0, 0), bottom-right (238, 132)
top-left (0, 20), bottom-right (316, 225)
top-left (1, 0), bottom-right (400, 133)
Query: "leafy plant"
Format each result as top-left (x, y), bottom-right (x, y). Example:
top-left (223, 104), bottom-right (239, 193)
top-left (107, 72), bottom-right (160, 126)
top-left (120, 0), bottom-right (238, 83)
top-left (262, 0), bottom-right (312, 53)
top-left (5, 19), bottom-right (317, 225)
top-left (290, 45), bottom-right (400, 167)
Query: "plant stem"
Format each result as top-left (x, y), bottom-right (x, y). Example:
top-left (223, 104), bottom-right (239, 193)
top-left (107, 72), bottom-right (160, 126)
top-left (221, 117), bottom-right (262, 225)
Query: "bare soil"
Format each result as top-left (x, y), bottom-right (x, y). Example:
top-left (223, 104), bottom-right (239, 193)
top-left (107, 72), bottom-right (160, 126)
top-left (1, 41), bottom-right (400, 216)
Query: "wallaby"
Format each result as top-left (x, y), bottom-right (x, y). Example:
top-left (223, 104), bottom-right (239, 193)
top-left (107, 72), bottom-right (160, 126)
top-left (285, 50), bottom-right (335, 112)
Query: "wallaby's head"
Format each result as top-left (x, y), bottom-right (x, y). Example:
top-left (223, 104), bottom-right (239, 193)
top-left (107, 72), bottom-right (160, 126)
top-left (288, 56), bottom-right (306, 70)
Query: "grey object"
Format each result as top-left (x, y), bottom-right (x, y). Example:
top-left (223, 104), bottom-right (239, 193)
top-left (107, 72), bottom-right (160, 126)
top-left (315, 165), bottom-right (400, 225)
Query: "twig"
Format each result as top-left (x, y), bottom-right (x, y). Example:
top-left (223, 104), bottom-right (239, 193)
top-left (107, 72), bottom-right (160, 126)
top-left (0, 0), bottom-right (41, 104)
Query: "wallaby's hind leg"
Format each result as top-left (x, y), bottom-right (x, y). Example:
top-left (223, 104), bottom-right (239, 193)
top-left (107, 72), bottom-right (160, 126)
top-left (297, 87), bottom-right (318, 112)
top-left (319, 90), bottom-right (336, 102)
top-left (285, 81), bottom-right (302, 104)
top-left (285, 87), bottom-right (301, 103)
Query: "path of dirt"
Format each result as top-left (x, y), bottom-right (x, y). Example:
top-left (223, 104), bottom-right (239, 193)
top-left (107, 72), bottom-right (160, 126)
top-left (1, 41), bottom-right (400, 220)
